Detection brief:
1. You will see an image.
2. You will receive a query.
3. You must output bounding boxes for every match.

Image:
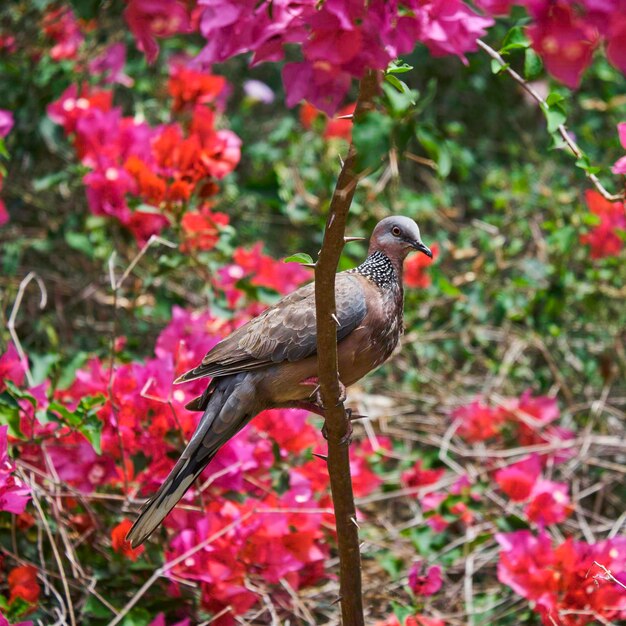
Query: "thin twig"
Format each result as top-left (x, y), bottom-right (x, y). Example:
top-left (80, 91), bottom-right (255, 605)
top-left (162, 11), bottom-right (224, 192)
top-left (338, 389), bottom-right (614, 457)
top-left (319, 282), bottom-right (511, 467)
top-left (314, 68), bottom-right (380, 626)
top-left (477, 38), bottom-right (624, 203)
top-left (7, 271), bottom-right (47, 386)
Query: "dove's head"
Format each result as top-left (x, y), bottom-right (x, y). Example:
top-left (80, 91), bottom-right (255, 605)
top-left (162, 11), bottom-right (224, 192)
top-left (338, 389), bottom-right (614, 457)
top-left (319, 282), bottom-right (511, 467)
top-left (369, 216), bottom-right (432, 261)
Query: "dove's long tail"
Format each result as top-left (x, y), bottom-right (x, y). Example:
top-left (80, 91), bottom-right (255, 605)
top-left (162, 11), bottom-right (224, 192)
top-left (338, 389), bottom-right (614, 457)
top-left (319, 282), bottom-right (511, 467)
top-left (126, 374), bottom-right (258, 548)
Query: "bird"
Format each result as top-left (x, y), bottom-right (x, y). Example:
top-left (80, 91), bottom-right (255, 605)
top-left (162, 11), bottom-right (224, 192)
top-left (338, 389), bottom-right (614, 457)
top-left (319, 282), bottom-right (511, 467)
top-left (126, 215), bottom-right (432, 547)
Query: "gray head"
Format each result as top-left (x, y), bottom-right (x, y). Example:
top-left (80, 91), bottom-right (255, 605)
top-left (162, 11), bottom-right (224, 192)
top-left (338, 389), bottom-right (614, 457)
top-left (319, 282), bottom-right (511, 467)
top-left (368, 216), bottom-right (432, 261)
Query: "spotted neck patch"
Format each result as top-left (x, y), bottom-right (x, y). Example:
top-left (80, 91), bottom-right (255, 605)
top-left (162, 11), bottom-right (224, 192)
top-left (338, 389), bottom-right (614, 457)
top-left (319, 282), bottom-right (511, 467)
top-left (351, 251), bottom-right (398, 289)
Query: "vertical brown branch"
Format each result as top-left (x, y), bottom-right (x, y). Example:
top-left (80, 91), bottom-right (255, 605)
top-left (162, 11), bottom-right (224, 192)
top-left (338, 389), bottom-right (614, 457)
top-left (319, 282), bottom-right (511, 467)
top-left (314, 69), bottom-right (379, 626)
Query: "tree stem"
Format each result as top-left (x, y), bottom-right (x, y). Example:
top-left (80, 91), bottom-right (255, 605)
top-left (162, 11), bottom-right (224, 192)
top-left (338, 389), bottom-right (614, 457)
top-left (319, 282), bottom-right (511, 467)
top-left (314, 69), bottom-right (379, 626)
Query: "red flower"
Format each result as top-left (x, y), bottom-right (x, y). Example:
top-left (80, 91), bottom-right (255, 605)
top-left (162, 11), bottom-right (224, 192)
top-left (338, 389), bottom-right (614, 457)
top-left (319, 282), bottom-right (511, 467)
top-left (401, 459), bottom-right (445, 489)
top-left (404, 243), bottom-right (438, 288)
top-left (125, 155), bottom-right (167, 205)
top-left (8, 565), bottom-right (40, 604)
top-left (324, 103), bottom-right (355, 141)
top-left (580, 189), bottom-right (626, 259)
top-left (454, 399), bottom-right (505, 443)
top-left (168, 64), bottom-right (226, 112)
top-left (111, 519), bottom-right (145, 561)
top-left (495, 454), bottom-right (541, 502)
top-left (181, 208), bottom-right (229, 252)
top-left (408, 560), bottom-right (443, 596)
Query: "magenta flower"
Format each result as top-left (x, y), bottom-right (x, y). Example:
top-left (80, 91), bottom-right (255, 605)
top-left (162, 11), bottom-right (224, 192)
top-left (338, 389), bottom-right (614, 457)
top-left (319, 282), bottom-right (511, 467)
top-left (89, 43), bottom-right (134, 87)
top-left (0, 109), bottom-right (14, 138)
top-left (0, 425), bottom-right (31, 514)
top-left (408, 560), bottom-right (443, 596)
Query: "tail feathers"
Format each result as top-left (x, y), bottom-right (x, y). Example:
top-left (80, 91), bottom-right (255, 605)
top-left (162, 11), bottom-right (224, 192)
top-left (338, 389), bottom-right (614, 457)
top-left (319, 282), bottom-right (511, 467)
top-left (126, 450), bottom-right (214, 548)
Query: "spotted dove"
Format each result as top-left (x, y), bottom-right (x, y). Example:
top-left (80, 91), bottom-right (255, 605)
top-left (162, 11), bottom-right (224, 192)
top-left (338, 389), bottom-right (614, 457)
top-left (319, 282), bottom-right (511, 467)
top-left (127, 216), bottom-right (432, 547)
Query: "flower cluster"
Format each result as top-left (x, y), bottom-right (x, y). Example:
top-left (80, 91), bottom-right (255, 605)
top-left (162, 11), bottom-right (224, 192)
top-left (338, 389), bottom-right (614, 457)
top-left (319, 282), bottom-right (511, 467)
top-left (193, 0), bottom-right (493, 114)
top-left (453, 390), bottom-right (573, 449)
top-left (41, 5), bottom-right (84, 61)
top-left (47, 61), bottom-right (240, 243)
top-left (495, 454), bottom-right (572, 526)
top-left (497, 531), bottom-right (626, 625)
top-left (404, 243), bottom-right (439, 289)
top-left (580, 189), bottom-right (626, 259)
top-left (0, 282), bottom-right (384, 622)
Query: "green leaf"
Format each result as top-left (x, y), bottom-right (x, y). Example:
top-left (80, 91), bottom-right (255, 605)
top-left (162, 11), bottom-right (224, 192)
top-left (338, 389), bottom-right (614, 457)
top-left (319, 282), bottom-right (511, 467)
top-left (283, 252), bottom-right (314, 265)
top-left (490, 59), bottom-right (510, 75)
top-left (0, 392), bottom-right (22, 438)
top-left (500, 25), bottom-right (530, 53)
top-left (524, 48), bottom-right (543, 80)
top-left (542, 101), bottom-right (566, 133)
top-left (382, 82), bottom-right (416, 116)
top-left (48, 395), bottom-right (105, 454)
top-left (386, 59), bottom-right (414, 74)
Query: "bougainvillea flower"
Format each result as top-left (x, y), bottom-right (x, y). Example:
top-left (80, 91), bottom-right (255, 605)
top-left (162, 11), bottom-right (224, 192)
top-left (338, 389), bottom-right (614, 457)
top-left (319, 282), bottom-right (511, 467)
top-left (497, 531), bottom-right (626, 625)
top-left (0, 343), bottom-right (27, 390)
top-left (8, 565), bottom-right (40, 604)
top-left (89, 43), bottom-right (134, 87)
top-left (0, 109), bottom-right (14, 138)
top-left (580, 189), bottom-right (626, 259)
top-left (527, 3), bottom-right (599, 89)
top-left (124, 0), bottom-right (191, 62)
top-left (408, 560), bottom-right (443, 596)
top-left (41, 6), bottom-right (84, 61)
top-left (454, 399), bottom-right (506, 443)
top-left (47, 84), bottom-right (114, 134)
top-left (111, 519), bottom-right (145, 561)
top-left (180, 208), bottom-right (229, 252)
top-left (524, 479), bottom-right (571, 526)
top-left (0, 425), bottom-right (31, 514)
top-left (168, 64), bottom-right (226, 112)
top-left (401, 459), bottom-right (446, 489)
top-left (404, 242), bottom-right (438, 288)
top-left (495, 454), bottom-right (542, 501)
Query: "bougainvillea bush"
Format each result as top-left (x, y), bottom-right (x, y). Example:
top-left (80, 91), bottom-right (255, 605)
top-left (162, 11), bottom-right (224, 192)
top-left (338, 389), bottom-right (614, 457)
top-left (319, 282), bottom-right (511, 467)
top-left (1, 1), bottom-right (626, 624)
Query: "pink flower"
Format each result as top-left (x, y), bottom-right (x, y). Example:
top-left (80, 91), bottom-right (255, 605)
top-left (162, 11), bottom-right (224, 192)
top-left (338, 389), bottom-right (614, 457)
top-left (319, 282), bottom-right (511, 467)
top-left (47, 438), bottom-right (117, 493)
top-left (408, 560), bottom-right (443, 596)
top-left (0, 343), bottom-right (27, 390)
top-left (494, 454), bottom-right (541, 502)
top-left (524, 479), bottom-right (571, 526)
top-left (0, 425), bottom-right (31, 514)
top-left (89, 43), bottom-right (134, 87)
top-left (417, 0), bottom-right (494, 63)
top-left (0, 109), bottom-right (14, 138)
top-left (124, 0), bottom-right (191, 63)
top-left (527, 3), bottom-right (599, 89)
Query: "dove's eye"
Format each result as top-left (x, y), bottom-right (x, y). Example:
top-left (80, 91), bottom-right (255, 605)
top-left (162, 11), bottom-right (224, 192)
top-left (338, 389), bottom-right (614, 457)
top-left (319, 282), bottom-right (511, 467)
top-left (391, 226), bottom-right (401, 237)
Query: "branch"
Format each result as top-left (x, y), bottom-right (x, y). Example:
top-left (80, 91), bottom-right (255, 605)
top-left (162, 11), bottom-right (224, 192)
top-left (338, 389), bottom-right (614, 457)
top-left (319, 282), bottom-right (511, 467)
top-left (477, 38), bottom-right (625, 203)
top-left (314, 69), bottom-right (380, 626)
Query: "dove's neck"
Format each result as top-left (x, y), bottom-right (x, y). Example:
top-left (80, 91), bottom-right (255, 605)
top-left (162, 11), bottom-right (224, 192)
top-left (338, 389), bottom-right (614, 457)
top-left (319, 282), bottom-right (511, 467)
top-left (354, 250), bottom-right (402, 289)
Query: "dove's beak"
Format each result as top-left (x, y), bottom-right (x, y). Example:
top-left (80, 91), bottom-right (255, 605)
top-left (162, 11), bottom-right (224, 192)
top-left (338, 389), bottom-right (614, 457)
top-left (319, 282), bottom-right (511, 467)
top-left (412, 240), bottom-right (433, 258)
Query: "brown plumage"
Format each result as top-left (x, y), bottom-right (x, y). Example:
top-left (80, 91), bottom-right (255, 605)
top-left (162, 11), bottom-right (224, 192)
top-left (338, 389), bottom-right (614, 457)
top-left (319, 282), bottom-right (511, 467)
top-left (126, 216), bottom-right (432, 547)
